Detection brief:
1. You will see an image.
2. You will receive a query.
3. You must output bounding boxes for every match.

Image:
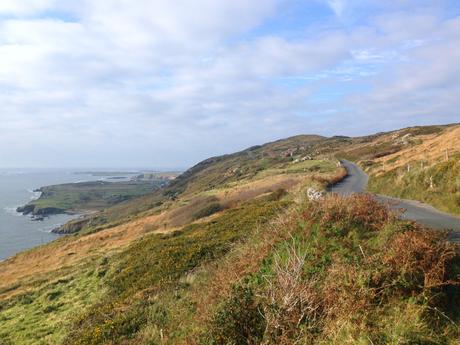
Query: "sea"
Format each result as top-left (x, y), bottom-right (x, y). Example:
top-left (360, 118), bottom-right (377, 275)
top-left (0, 169), bottom-right (133, 261)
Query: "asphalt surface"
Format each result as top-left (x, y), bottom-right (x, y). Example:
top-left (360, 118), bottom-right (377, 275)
top-left (330, 159), bottom-right (460, 241)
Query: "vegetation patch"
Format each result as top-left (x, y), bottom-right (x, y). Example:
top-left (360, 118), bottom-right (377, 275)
top-left (202, 195), bottom-right (460, 344)
top-left (0, 260), bottom-right (107, 345)
top-left (52, 195), bottom-right (460, 345)
top-left (62, 197), bottom-right (289, 344)
top-left (369, 157), bottom-right (460, 215)
top-left (18, 180), bottom-right (164, 216)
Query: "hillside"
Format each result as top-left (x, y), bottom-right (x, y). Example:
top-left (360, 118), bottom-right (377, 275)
top-left (0, 126), bottom-right (459, 344)
top-left (337, 124), bottom-right (460, 215)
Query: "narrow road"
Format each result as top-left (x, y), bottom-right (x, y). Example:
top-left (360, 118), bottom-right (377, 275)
top-left (330, 160), bottom-right (460, 241)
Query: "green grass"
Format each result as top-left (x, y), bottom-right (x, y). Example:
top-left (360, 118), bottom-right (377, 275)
top-left (30, 194), bottom-right (457, 345)
top-left (60, 196), bottom-right (290, 344)
top-left (0, 259), bottom-right (107, 345)
top-left (22, 181), bottom-right (163, 215)
top-left (368, 157), bottom-right (460, 215)
top-left (256, 159), bottom-right (337, 178)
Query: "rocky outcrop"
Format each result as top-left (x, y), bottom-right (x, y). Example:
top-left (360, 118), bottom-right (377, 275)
top-left (52, 218), bottom-right (90, 234)
top-left (16, 204), bottom-right (65, 216)
top-left (34, 207), bottom-right (65, 215)
top-left (16, 204), bottom-right (36, 215)
top-left (307, 187), bottom-right (324, 201)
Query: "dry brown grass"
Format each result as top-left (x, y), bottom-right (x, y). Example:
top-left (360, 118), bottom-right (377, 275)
top-left (383, 227), bottom-right (458, 289)
top-left (303, 193), bottom-right (394, 232)
top-left (164, 174), bottom-right (310, 230)
top-left (375, 125), bottom-right (460, 174)
top-left (217, 174), bottom-right (306, 207)
top-left (262, 242), bottom-right (322, 344)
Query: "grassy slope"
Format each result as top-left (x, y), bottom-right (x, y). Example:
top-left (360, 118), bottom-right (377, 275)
top-left (368, 157), bottom-right (460, 215)
top-left (0, 259), bottom-right (106, 345)
top-left (337, 124), bottom-right (460, 215)
top-left (0, 126), bottom-right (459, 344)
top-left (0, 135), bottom-right (344, 344)
top-left (60, 196), bottom-right (460, 345)
top-left (46, 134), bottom-right (337, 234)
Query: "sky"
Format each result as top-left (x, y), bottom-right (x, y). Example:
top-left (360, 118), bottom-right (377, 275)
top-left (0, 0), bottom-right (459, 169)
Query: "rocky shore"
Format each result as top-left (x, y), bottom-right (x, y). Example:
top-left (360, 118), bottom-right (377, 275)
top-left (16, 204), bottom-right (65, 217)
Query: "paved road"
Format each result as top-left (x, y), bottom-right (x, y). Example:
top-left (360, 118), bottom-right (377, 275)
top-left (330, 160), bottom-right (460, 241)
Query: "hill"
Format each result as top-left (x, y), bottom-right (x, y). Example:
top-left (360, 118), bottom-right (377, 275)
top-left (0, 126), bottom-right (459, 345)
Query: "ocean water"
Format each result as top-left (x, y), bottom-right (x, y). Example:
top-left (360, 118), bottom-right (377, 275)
top-left (0, 170), bottom-right (130, 261)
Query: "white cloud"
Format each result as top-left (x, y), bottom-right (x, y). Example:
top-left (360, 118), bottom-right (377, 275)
top-left (327, 0), bottom-right (346, 17)
top-left (0, 0), bottom-right (55, 15)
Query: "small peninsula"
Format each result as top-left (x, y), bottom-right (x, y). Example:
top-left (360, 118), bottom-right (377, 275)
top-left (16, 178), bottom-right (175, 217)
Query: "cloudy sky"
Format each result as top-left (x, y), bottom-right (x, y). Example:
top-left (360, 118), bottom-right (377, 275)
top-left (0, 0), bottom-right (459, 169)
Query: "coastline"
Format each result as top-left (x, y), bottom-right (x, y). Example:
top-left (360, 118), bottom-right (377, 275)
top-left (0, 170), bottom-right (104, 261)
top-left (0, 170), bottom-right (175, 261)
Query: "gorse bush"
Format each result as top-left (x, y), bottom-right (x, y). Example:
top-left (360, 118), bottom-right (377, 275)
top-left (192, 202), bottom-right (223, 220)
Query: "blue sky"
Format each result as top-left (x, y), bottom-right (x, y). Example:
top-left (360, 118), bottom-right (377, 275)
top-left (0, 0), bottom-right (459, 168)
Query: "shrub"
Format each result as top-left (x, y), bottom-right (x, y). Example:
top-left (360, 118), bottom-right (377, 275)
top-left (302, 194), bottom-right (393, 233)
top-left (382, 228), bottom-right (459, 290)
top-left (169, 196), bottom-right (222, 227)
top-left (192, 202), bottom-right (223, 220)
top-left (63, 199), bottom-right (288, 344)
top-left (208, 285), bottom-right (265, 345)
